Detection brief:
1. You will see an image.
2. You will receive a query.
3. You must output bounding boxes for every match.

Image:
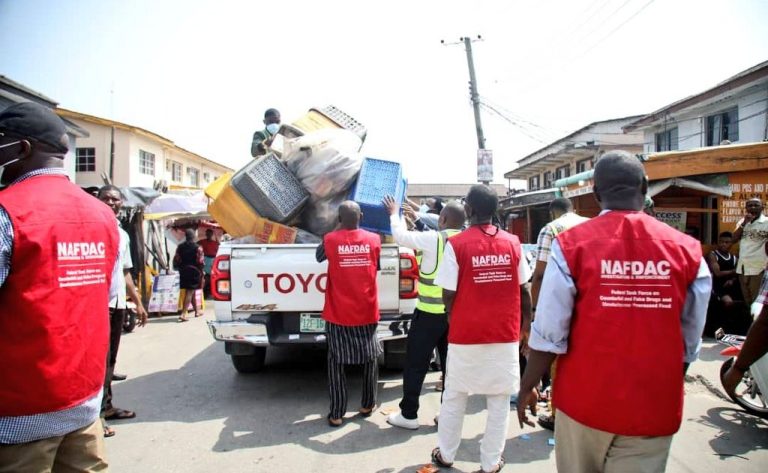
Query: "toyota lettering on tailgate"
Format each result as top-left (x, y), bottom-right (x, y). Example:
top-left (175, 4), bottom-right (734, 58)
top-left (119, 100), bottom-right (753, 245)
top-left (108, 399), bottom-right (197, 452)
top-left (248, 272), bottom-right (328, 294)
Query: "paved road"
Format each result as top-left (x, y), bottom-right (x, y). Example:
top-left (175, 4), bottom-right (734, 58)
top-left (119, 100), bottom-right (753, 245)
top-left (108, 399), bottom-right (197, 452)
top-left (105, 306), bottom-right (767, 472)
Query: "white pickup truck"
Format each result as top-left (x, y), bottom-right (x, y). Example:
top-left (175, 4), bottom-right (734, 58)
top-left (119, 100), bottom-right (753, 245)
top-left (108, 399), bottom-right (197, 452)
top-left (207, 243), bottom-right (418, 373)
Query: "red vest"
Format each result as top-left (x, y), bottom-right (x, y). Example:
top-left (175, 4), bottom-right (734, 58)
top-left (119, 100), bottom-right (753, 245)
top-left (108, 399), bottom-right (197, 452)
top-left (448, 225), bottom-right (522, 344)
top-left (0, 175), bottom-right (119, 416)
top-left (322, 228), bottom-right (381, 326)
top-left (554, 211), bottom-right (701, 436)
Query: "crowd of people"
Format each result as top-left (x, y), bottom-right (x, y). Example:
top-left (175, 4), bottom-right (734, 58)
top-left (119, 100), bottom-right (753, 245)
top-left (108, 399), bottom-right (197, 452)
top-left (2, 103), bottom-right (767, 472)
top-left (317, 151), bottom-right (767, 473)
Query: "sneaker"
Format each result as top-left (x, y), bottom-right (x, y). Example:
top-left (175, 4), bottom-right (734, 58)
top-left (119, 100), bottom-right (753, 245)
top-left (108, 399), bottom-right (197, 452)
top-left (387, 411), bottom-right (419, 430)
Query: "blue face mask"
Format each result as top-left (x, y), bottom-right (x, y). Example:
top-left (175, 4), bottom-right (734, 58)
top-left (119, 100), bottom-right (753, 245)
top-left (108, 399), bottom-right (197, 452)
top-left (266, 123), bottom-right (280, 135)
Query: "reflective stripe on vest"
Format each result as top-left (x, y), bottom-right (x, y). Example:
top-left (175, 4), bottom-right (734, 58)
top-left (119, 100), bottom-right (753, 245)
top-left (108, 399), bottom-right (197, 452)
top-left (417, 229), bottom-right (460, 314)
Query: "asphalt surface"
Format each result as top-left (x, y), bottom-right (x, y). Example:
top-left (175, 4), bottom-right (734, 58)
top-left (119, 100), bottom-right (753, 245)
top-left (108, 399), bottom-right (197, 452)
top-left (105, 305), bottom-right (768, 472)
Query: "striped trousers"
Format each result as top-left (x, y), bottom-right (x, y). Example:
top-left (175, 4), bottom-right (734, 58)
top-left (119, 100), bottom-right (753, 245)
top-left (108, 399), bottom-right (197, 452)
top-left (328, 356), bottom-right (378, 419)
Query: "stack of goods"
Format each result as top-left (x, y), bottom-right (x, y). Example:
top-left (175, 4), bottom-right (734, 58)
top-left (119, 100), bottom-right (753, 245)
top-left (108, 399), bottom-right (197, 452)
top-left (205, 106), bottom-right (406, 244)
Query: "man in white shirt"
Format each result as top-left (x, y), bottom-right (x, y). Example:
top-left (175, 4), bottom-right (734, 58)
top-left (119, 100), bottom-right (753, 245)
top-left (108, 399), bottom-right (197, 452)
top-left (383, 196), bottom-right (465, 430)
top-left (733, 198), bottom-right (768, 304)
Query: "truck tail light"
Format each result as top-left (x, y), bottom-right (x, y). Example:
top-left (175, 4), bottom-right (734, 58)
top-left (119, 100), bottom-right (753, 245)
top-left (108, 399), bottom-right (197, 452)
top-left (399, 253), bottom-right (419, 299)
top-left (211, 255), bottom-right (231, 301)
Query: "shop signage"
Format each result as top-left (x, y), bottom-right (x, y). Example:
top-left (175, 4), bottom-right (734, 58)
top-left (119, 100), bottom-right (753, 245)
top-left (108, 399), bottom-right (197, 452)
top-left (655, 211), bottom-right (687, 232)
top-left (719, 170), bottom-right (768, 229)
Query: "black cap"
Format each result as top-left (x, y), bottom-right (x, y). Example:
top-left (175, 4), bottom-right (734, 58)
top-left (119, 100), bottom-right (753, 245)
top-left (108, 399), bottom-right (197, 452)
top-left (0, 102), bottom-right (69, 153)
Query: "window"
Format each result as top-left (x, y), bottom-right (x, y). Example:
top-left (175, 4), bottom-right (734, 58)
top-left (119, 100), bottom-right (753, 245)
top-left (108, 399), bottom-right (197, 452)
top-left (170, 161), bottom-right (182, 182)
top-left (555, 165), bottom-right (570, 180)
top-left (75, 147), bottom-right (95, 172)
top-left (706, 108), bottom-right (738, 146)
top-left (528, 175), bottom-right (540, 191)
top-left (543, 171), bottom-right (553, 189)
top-left (576, 158), bottom-right (591, 173)
top-left (655, 127), bottom-right (679, 152)
top-left (188, 167), bottom-right (200, 187)
top-left (203, 172), bottom-right (211, 183)
top-left (139, 150), bottom-right (155, 176)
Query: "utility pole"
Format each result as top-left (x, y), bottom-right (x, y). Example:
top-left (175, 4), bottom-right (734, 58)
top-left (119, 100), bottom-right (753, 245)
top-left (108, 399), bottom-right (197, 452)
top-left (443, 35), bottom-right (490, 185)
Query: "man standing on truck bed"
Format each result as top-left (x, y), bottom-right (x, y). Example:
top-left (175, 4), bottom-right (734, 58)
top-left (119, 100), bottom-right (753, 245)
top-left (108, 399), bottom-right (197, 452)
top-left (315, 201), bottom-right (382, 427)
top-left (250, 108), bottom-right (281, 157)
top-left (383, 195), bottom-right (465, 430)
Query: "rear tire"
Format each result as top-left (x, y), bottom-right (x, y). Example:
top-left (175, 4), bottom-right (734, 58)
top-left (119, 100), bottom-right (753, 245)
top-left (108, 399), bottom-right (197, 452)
top-left (122, 309), bottom-right (137, 333)
top-left (720, 357), bottom-right (768, 419)
top-left (231, 348), bottom-right (267, 374)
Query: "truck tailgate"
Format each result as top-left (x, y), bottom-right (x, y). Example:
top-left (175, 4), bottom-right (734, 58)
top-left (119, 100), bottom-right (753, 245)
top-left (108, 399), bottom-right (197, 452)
top-left (229, 244), bottom-right (401, 314)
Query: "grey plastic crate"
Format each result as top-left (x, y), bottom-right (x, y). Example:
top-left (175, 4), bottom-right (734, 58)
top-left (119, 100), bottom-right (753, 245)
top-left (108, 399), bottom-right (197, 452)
top-left (314, 105), bottom-right (367, 142)
top-left (230, 154), bottom-right (309, 223)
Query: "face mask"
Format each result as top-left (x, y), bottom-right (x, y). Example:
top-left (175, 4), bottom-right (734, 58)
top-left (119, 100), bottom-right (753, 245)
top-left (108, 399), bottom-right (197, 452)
top-left (0, 140), bottom-right (23, 186)
top-left (266, 123), bottom-right (280, 135)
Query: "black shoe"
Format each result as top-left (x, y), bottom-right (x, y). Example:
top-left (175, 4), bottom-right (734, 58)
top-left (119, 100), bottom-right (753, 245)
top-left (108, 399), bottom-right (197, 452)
top-left (112, 373), bottom-right (127, 381)
top-left (538, 414), bottom-right (555, 431)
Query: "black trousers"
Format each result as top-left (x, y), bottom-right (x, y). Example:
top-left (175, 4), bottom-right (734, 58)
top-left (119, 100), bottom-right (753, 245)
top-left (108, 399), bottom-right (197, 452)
top-left (399, 308), bottom-right (448, 420)
top-left (328, 358), bottom-right (378, 419)
top-left (101, 308), bottom-right (125, 414)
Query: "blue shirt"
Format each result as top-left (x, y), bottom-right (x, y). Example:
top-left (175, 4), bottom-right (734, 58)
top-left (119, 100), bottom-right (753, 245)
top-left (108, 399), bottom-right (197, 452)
top-left (0, 168), bottom-right (119, 444)
top-left (529, 216), bottom-right (712, 365)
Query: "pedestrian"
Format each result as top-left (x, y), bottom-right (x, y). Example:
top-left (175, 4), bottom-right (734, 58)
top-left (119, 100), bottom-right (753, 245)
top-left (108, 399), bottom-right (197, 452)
top-left (705, 231), bottom-right (750, 336)
top-left (173, 228), bottom-right (204, 321)
top-left (733, 197), bottom-right (768, 304)
top-left (430, 185), bottom-right (532, 473)
top-left (529, 197), bottom-right (588, 431)
top-left (0, 102), bottom-right (120, 471)
top-left (251, 108), bottom-right (281, 157)
top-left (517, 150), bottom-right (712, 473)
top-left (382, 195), bottom-right (465, 430)
top-left (198, 228), bottom-right (220, 295)
top-left (315, 201), bottom-right (382, 427)
top-left (98, 184), bottom-right (149, 436)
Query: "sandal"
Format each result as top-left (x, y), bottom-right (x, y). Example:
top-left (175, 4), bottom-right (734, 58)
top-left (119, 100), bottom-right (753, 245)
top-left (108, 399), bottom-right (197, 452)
top-left (472, 456), bottom-right (505, 473)
top-left (177, 317), bottom-right (189, 323)
top-left (431, 447), bottom-right (453, 468)
top-left (103, 424), bottom-right (115, 438)
top-left (358, 405), bottom-right (376, 417)
top-left (104, 408), bottom-right (136, 420)
top-left (194, 312), bottom-right (203, 318)
top-left (327, 414), bottom-right (342, 427)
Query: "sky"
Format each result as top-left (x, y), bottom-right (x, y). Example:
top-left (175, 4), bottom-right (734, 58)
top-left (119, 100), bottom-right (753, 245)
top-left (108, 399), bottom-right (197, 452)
top-left (1, 0), bottom-right (767, 187)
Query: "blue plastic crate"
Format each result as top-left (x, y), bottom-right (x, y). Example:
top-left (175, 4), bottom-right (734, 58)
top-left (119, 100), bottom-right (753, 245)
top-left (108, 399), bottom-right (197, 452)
top-left (349, 158), bottom-right (406, 234)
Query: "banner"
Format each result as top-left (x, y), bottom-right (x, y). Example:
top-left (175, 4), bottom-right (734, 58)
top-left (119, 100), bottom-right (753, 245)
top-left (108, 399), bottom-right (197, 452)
top-left (477, 149), bottom-right (493, 182)
top-left (719, 170), bottom-right (768, 229)
top-left (655, 211), bottom-right (687, 232)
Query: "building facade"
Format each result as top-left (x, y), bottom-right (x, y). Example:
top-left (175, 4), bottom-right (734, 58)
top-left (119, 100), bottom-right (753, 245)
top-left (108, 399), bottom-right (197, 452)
top-left (501, 116), bottom-right (645, 242)
top-left (56, 108), bottom-right (232, 189)
top-left (625, 61), bottom-right (768, 153)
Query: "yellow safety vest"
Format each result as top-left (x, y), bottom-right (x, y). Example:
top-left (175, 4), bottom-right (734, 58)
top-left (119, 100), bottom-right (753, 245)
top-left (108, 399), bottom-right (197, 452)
top-left (417, 229), bottom-right (461, 314)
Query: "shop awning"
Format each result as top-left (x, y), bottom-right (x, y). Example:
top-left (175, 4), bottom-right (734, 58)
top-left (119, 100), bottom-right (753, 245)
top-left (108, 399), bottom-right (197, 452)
top-left (503, 188), bottom-right (560, 209)
top-left (648, 175), bottom-right (732, 198)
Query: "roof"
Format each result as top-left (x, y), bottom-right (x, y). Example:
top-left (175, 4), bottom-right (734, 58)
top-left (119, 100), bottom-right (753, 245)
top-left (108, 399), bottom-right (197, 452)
top-left (56, 108), bottom-right (233, 172)
top-left (407, 183), bottom-right (507, 198)
top-left (504, 115), bottom-right (645, 179)
top-left (644, 141), bottom-right (768, 180)
top-left (624, 60), bottom-right (768, 131)
top-left (0, 75), bottom-right (58, 105)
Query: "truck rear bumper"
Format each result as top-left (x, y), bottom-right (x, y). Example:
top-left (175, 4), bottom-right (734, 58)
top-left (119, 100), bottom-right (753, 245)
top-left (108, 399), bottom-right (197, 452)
top-left (208, 317), bottom-right (410, 347)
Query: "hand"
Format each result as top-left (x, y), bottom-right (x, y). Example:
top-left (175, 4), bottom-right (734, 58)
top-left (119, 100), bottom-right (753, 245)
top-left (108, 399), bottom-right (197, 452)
top-left (516, 387), bottom-right (538, 428)
top-left (136, 305), bottom-right (149, 327)
top-left (744, 213), bottom-right (756, 224)
top-left (382, 195), bottom-right (398, 216)
top-left (403, 205), bottom-right (417, 222)
top-left (723, 363), bottom-right (744, 398)
top-left (520, 329), bottom-right (530, 357)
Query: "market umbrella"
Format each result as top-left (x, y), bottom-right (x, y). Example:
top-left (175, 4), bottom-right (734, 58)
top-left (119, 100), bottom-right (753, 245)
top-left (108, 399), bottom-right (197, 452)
top-left (144, 191), bottom-right (210, 221)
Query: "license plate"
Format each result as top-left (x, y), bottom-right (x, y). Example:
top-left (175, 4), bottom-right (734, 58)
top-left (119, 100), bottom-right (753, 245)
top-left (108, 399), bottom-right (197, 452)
top-left (300, 313), bottom-right (325, 333)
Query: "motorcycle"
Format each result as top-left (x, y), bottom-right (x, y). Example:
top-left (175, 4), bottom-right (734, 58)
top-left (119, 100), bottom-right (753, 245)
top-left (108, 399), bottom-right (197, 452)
top-left (715, 327), bottom-right (768, 419)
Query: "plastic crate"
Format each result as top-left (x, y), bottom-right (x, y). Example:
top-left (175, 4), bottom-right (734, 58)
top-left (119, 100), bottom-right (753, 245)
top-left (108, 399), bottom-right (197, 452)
top-left (292, 105), bottom-right (367, 143)
top-left (230, 154), bottom-right (309, 223)
top-left (205, 173), bottom-right (262, 238)
top-left (349, 158), bottom-right (406, 235)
